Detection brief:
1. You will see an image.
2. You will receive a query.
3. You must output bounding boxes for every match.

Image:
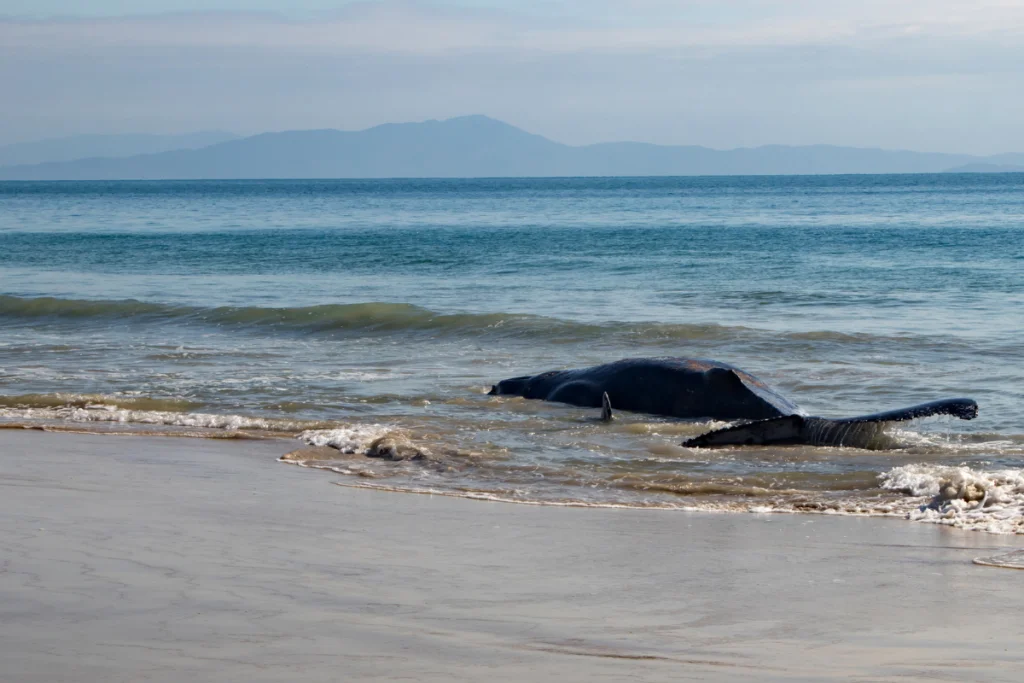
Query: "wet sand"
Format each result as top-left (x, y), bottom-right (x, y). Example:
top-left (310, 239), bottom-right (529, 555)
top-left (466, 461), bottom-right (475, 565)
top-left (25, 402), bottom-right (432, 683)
top-left (2, 430), bottom-right (1022, 682)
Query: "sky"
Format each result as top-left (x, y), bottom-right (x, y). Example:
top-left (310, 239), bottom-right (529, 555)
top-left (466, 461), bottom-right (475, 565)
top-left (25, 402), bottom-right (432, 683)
top-left (2, 0), bottom-right (1023, 153)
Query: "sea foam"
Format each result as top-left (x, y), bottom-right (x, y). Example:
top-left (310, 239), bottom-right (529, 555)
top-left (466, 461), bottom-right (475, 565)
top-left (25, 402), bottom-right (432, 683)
top-left (298, 425), bottom-right (395, 453)
top-left (0, 404), bottom-right (327, 432)
top-left (880, 464), bottom-right (1024, 534)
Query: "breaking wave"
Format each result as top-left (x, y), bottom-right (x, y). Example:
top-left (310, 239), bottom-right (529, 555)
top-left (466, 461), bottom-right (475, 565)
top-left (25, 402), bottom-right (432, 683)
top-left (0, 294), bottom-right (948, 345)
top-left (0, 400), bottom-right (333, 433)
top-left (880, 464), bottom-right (1024, 534)
top-left (0, 393), bottom-right (201, 412)
top-left (0, 294), bottom-right (736, 341)
top-left (298, 425), bottom-right (396, 453)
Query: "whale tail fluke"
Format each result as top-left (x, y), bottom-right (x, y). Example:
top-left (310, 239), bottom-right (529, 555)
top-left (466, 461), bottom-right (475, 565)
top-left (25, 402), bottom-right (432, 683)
top-left (682, 415), bottom-right (805, 448)
top-left (682, 398), bottom-right (978, 449)
top-left (829, 398), bottom-right (978, 424)
top-left (600, 392), bottom-right (613, 422)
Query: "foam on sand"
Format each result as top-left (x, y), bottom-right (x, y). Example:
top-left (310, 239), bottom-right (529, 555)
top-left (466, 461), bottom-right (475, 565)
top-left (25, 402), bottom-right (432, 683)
top-left (880, 464), bottom-right (1024, 534)
top-left (298, 425), bottom-right (397, 453)
top-left (973, 550), bottom-right (1024, 569)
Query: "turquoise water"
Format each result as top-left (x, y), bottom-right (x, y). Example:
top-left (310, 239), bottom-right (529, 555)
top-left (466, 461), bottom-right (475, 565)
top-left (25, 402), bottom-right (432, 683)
top-left (2, 175), bottom-right (1023, 531)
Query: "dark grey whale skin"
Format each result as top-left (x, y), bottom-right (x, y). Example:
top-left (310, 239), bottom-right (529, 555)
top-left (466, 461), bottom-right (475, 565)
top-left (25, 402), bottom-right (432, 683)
top-left (488, 358), bottom-right (801, 421)
top-left (684, 397), bottom-right (978, 447)
top-left (488, 357), bottom-right (979, 448)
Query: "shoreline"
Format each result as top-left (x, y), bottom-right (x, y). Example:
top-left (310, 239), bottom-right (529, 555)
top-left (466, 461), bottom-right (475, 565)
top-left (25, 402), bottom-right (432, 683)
top-left (2, 429), bottom-right (1023, 682)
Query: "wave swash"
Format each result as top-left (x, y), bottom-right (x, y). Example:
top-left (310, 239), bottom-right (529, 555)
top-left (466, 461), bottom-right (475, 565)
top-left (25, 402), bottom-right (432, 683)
top-left (3, 394), bottom-right (1022, 536)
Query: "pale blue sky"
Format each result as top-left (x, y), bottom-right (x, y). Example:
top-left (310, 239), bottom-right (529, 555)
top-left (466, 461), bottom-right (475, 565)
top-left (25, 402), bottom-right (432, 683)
top-left (2, 1), bottom-right (1022, 153)
top-left (2, 0), bottom-right (748, 25)
top-left (4, 0), bottom-right (481, 16)
top-left (2, 0), bottom-right (733, 18)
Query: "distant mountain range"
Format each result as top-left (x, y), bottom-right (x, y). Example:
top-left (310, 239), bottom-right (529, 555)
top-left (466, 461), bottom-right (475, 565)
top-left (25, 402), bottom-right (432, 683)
top-left (944, 162), bottom-right (1024, 173)
top-left (1, 116), bottom-right (1022, 180)
top-left (0, 132), bottom-right (239, 168)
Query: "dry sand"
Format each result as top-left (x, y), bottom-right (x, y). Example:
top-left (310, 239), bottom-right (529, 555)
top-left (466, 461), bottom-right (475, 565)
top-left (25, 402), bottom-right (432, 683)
top-left (1, 429), bottom-right (1022, 682)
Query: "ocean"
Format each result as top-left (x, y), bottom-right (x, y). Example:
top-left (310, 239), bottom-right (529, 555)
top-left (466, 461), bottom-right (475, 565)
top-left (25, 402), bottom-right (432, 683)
top-left (2, 175), bottom-right (1023, 533)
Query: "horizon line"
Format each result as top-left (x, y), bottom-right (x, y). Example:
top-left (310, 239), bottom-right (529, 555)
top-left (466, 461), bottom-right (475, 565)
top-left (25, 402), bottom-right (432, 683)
top-left (5, 115), bottom-right (1024, 159)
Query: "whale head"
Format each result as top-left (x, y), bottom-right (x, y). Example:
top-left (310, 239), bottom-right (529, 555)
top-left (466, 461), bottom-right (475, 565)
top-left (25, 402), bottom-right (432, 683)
top-left (488, 375), bottom-right (531, 396)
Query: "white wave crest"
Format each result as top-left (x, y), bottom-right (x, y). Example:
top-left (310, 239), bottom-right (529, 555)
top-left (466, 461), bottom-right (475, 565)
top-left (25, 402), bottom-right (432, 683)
top-left (0, 405), bottom-right (318, 431)
top-left (298, 425), bottom-right (394, 454)
top-left (880, 464), bottom-right (1024, 534)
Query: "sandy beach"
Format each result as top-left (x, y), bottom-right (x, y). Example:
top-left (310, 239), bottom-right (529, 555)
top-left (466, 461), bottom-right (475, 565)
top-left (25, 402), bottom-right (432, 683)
top-left (1, 429), bottom-right (1022, 682)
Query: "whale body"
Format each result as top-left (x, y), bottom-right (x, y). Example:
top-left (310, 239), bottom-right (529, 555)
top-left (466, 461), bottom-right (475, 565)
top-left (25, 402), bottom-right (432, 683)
top-left (488, 358), bottom-right (978, 448)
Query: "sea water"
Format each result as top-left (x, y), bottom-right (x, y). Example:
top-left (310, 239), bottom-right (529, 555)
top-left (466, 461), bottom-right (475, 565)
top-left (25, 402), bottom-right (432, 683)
top-left (1, 175), bottom-right (1022, 533)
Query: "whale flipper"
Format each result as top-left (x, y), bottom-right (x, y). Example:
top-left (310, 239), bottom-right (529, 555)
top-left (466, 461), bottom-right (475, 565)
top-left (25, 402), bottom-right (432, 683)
top-left (683, 415), bottom-right (888, 449)
top-left (683, 398), bottom-right (979, 449)
top-left (600, 392), bottom-right (613, 422)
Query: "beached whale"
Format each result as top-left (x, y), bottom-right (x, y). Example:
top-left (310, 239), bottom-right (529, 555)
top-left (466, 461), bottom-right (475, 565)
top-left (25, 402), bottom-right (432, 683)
top-left (487, 358), bottom-right (977, 448)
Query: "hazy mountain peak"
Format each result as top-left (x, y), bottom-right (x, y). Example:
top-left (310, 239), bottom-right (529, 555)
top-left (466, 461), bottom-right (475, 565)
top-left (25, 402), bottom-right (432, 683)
top-left (0, 116), bottom-right (1019, 180)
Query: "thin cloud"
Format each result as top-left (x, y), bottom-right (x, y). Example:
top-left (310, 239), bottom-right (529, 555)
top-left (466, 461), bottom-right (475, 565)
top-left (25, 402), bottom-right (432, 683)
top-left (1, 1), bottom-right (1022, 153)
top-left (5, 1), bottom-right (1024, 52)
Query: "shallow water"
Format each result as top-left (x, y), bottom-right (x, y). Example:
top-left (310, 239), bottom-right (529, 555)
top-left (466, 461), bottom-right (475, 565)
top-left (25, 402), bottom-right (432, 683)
top-left (1, 175), bottom-right (1023, 533)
